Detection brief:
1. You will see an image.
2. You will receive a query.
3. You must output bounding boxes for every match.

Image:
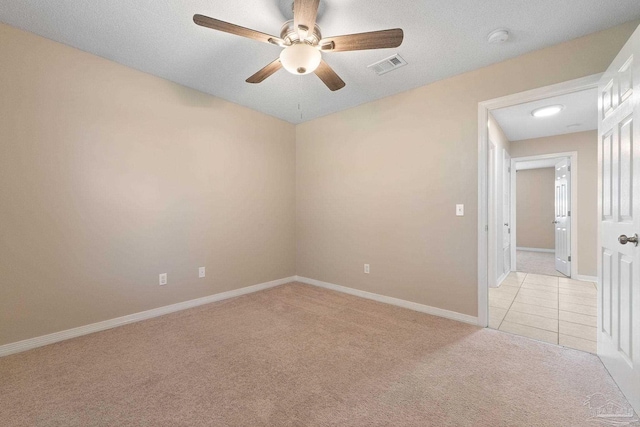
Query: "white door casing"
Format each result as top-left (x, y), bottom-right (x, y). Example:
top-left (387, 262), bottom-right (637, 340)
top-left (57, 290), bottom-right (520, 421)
top-left (495, 148), bottom-right (505, 280)
top-left (488, 141), bottom-right (498, 287)
top-left (598, 25), bottom-right (640, 413)
top-left (555, 158), bottom-right (571, 276)
top-left (503, 150), bottom-right (512, 274)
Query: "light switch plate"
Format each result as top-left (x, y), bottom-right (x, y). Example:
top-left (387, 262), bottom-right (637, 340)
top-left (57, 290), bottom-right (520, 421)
top-left (456, 204), bottom-right (464, 216)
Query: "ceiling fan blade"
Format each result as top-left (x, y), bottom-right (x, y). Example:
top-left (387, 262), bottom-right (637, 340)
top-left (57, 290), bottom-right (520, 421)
top-left (246, 59), bottom-right (283, 84)
top-left (314, 60), bottom-right (346, 91)
top-left (193, 14), bottom-right (284, 46)
top-left (320, 29), bottom-right (403, 52)
top-left (293, 0), bottom-right (320, 36)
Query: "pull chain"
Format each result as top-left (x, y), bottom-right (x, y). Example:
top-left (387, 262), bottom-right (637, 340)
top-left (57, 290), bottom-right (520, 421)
top-left (299, 74), bottom-right (303, 120)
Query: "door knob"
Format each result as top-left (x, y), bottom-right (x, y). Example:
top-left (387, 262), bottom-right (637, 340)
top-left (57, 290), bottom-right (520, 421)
top-left (618, 234), bottom-right (639, 246)
top-left (504, 223), bottom-right (509, 226)
top-left (552, 220), bottom-right (559, 224)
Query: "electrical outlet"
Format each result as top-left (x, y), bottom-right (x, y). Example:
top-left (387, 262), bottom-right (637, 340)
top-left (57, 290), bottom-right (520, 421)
top-left (159, 273), bottom-right (167, 286)
top-left (199, 267), bottom-right (205, 278)
top-left (364, 264), bottom-right (370, 274)
top-left (456, 204), bottom-right (464, 216)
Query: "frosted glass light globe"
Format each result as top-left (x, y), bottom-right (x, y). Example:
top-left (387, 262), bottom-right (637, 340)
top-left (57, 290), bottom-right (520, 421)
top-left (279, 43), bottom-right (321, 75)
top-left (531, 105), bottom-right (564, 118)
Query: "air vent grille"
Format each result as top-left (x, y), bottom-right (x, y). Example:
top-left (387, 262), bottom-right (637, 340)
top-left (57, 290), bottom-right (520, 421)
top-left (368, 54), bottom-right (407, 75)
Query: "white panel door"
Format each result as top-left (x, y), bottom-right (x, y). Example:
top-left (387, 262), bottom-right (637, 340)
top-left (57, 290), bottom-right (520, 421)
top-left (554, 158), bottom-right (571, 276)
top-left (503, 150), bottom-right (511, 274)
top-left (598, 25), bottom-right (640, 414)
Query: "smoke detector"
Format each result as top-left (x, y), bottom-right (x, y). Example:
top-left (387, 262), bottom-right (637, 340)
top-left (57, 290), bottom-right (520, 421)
top-left (487, 29), bottom-right (510, 44)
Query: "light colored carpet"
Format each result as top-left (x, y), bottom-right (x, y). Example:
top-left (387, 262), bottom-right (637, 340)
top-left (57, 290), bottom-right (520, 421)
top-left (1, 283), bottom-right (635, 426)
top-left (516, 249), bottom-right (568, 277)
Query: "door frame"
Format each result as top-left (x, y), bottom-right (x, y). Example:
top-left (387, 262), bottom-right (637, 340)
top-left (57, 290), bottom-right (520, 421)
top-left (477, 73), bottom-right (601, 327)
top-left (509, 152), bottom-right (579, 279)
top-left (487, 140), bottom-right (497, 288)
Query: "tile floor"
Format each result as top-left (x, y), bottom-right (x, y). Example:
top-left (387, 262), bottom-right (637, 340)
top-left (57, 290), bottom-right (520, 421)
top-left (489, 272), bottom-right (597, 353)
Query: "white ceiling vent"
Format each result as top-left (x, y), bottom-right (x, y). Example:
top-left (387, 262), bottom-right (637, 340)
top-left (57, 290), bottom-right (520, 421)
top-left (368, 54), bottom-right (407, 76)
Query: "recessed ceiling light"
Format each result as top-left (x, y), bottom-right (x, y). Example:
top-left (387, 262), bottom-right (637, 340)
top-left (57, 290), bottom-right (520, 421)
top-left (531, 105), bottom-right (564, 118)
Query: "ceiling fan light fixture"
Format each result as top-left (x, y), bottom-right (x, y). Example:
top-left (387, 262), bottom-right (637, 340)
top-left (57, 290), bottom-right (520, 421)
top-left (280, 43), bottom-right (322, 75)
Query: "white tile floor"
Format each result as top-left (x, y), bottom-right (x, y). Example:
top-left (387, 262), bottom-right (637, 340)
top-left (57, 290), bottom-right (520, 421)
top-left (489, 272), bottom-right (597, 353)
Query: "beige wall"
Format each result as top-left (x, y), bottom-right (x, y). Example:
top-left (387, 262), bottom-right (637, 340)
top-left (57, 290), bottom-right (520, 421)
top-left (0, 24), bottom-right (296, 346)
top-left (2, 20), bottom-right (631, 346)
top-left (296, 24), bottom-right (636, 316)
top-left (516, 168), bottom-right (556, 250)
top-left (510, 130), bottom-right (598, 277)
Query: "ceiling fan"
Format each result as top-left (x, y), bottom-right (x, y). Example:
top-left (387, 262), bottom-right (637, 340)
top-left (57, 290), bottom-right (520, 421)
top-left (193, 0), bottom-right (404, 91)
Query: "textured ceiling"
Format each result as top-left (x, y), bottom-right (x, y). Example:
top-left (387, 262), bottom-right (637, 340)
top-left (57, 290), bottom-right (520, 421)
top-left (492, 88), bottom-right (598, 142)
top-left (1, 1), bottom-right (640, 124)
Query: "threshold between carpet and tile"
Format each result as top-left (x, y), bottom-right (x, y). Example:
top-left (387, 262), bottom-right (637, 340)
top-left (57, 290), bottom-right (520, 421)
top-left (1, 282), bottom-right (635, 426)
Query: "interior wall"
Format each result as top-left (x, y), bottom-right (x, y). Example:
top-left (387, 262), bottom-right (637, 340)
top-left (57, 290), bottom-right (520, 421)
top-left (296, 23), bottom-right (636, 316)
top-left (1, 20), bottom-right (630, 346)
top-left (510, 130), bottom-right (598, 277)
top-left (516, 168), bottom-right (556, 250)
top-left (0, 23), bottom-right (297, 346)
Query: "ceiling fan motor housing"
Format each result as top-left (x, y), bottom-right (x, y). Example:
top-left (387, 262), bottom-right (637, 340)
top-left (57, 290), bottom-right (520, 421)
top-left (280, 20), bottom-right (322, 46)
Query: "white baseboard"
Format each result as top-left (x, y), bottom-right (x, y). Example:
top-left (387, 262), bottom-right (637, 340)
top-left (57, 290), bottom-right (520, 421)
top-left (295, 276), bottom-right (478, 326)
top-left (0, 276), bottom-right (296, 358)
top-left (494, 271), bottom-right (509, 288)
top-left (517, 247), bottom-right (554, 253)
top-left (575, 274), bottom-right (598, 284)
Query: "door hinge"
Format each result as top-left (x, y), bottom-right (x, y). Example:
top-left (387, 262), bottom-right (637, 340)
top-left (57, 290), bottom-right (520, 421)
top-left (568, 256), bottom-right (572, 262)
top-left (508, 167), bottom-right (511, 172)
top-left (508, 228), bottom-right (511, 234)
top-left (485, 225), bottom-right (489, 232)
top-left (568, 166), bottom-right (571, 172)
top-left (568, 210), bottom-right (571, 216)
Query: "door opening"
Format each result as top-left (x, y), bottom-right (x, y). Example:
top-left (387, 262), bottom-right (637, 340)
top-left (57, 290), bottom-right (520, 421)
top-left (478, 77), bottom-right (599, 354)
top-left (478, 25), bottom-right (640, 415)
top-left (509, 153), bottom-right (577, 278)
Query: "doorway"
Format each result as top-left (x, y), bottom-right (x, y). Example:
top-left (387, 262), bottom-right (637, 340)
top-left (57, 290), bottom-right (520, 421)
top-left (479, 77), bottom-right (599, 353)
top-left (478, 76), bottom-right (603, 310)
top-left (510, 153), bottom-right (577, 278)
top-left (479, 25), bottom-right (640, 415)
